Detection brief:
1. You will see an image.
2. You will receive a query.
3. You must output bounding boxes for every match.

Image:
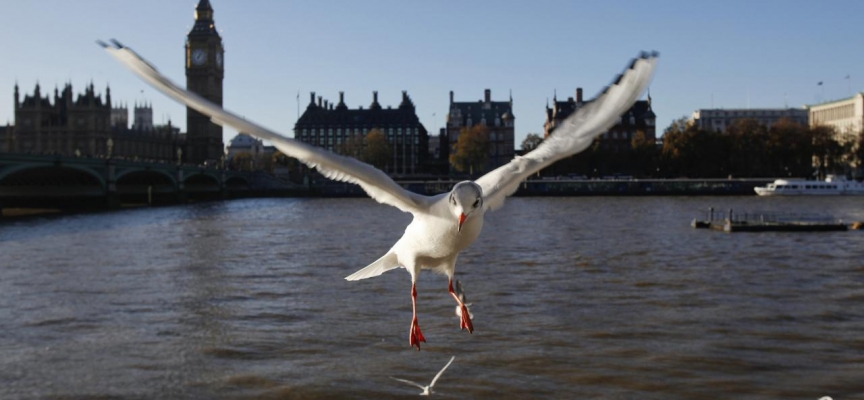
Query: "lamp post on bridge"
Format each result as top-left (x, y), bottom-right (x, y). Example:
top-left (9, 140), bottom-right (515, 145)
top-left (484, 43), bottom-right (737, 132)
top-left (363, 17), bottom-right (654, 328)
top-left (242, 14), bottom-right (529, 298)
top-left (176, 147), bottom-right (186, 204)
top-left (105, 138), bottom-right (118, 209)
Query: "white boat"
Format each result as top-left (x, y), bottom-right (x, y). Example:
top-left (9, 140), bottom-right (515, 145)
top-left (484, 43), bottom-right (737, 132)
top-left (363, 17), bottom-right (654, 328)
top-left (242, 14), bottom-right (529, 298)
top-left (755, 175), bottom-right (864, 196)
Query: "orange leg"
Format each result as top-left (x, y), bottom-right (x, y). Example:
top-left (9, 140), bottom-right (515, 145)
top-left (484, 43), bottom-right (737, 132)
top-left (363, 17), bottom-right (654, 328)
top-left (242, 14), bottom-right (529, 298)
top-left (449, 278), bottom-right (474, 333)
top-left (409, 282), bottom-right (426, 350)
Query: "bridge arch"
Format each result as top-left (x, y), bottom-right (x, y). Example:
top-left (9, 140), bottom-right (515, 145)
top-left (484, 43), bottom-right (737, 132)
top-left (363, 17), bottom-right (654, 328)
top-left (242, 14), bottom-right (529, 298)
top-left (0, 164), bottom-right (106, 189)
top-left (224, 175), bottom-right (250, 189)
top-left (116, 169), bottom-right (177, 187)
top-left (184, 173), bottom-right (220, 186)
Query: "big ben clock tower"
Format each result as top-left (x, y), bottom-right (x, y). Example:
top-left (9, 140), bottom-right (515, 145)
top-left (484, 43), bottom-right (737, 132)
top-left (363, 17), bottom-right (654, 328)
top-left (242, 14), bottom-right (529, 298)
top-left (185, 0), bottom-right (224, 164)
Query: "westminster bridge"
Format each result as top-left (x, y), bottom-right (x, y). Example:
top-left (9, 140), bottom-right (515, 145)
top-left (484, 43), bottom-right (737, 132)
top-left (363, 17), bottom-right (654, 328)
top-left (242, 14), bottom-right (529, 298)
top-left (0, 153), bottom-right (304, 211)
top-left (0, 152), bottom-right (774, 214)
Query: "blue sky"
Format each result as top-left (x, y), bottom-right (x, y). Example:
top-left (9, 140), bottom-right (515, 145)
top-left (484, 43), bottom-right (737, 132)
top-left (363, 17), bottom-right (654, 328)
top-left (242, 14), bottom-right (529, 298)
top-left (1, 0), bottom-right (862, 148)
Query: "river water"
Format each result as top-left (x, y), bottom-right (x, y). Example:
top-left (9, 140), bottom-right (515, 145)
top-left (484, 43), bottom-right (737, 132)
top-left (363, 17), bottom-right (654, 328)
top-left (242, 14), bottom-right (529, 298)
top-left (1, 196), bottom-right (863, 399)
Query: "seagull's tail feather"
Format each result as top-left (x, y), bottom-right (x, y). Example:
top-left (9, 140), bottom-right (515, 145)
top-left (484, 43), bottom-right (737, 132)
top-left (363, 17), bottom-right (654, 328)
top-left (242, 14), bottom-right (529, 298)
top-left (345, 253), bottom-right (400, 281)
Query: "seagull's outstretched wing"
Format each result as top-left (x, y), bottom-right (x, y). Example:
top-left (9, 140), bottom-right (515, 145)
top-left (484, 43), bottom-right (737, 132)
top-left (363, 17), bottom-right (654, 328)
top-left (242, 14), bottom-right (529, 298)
top-left (100, 40), bottom-right (428, 214)
top-left (390, 377), bottom-right (426, 390)
top-left (475, 52), bottom-right (658, 211)
top-left (428, 355), bottom-right (456, 388)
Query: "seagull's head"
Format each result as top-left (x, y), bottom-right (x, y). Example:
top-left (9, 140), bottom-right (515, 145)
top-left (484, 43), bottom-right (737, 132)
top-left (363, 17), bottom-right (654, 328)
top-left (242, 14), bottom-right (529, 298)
top-left (448, 181), bottom-right (483, 233)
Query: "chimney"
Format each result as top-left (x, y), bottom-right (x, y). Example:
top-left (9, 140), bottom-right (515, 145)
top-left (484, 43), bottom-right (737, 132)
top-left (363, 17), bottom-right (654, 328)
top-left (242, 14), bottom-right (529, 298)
top-left (310, 91), bottom-right (315, 104)
top-left (484, 89), bottom-right (491, 103)
top-left (339, 91), bottom-right (344, 104)
top-left (576, 88), bottom-right (583, 103)
top-left (373, 91), bottom-right (378, 103)
top-left (324, 100), bottom-right (328, 109)
top-left (317, 96), bottom-right (322, 107)
top-left (14, 83), bottom-right (19, 109)
top-left (449, 90), bottom-right (454, 104)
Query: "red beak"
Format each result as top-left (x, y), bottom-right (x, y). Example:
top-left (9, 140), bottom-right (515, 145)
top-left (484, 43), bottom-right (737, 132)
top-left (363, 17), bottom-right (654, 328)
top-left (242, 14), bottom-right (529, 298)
top-left (457, 213), bottom-right (467, 232)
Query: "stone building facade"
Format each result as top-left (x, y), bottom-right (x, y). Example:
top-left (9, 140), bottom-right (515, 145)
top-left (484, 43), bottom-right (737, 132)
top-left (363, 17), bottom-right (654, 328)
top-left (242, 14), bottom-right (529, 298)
top-left (807, 93), bottom-right (864, 140)
top-left (446, 89), bottom-right (515, 172)
top-left (6, 82), bottom-right (180, 161)
top-left (545, 87), bottom-right (656, 152)
top-left (690, 108), bottom-right (808, 132)
top-left (11, 82), bottom-right (113, 156)
top-left (294, 91), bottom-right (429, 176)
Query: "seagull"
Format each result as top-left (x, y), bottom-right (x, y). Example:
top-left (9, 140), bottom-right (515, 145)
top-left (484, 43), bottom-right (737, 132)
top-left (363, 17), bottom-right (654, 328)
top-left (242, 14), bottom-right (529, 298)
top-left (390, 355), bottom-right (456, 396)
top-left (100, 39), bottom-right (657, 350)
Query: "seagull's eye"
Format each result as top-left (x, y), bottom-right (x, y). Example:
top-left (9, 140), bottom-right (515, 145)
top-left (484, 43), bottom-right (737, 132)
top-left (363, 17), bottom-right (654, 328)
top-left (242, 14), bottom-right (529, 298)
top-left (473, 199), bottom-right (480, 208)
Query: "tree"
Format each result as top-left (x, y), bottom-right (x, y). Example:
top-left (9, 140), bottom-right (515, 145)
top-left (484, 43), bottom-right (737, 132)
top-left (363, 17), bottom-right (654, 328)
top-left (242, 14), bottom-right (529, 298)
top-left (726, 118), bottom-right (769, 177)
top-left (337, 133), bottom-right (364, 159)
top-left (811, 125), bottom-right (843, 178)
top-left (230, 151), bottom-right (254, 171)
top-left (449, 125), bottom-right (490, 175)
top-left (660, 117), bottom-right (729, 178)
top-left (270, 151), bottom-right (294, 173)
top-left (257, 152), bottom-right (273, 172)
top-left (767, 118), bottom-right (811, 177)
top-left (363, 129), bottom-right (392, 170)
top-left (521, 133), bottom-right (543, 152)
top-left (630, 130), bottom-right (658, 177)
top-left (853, 130), bottom-right (864, 177)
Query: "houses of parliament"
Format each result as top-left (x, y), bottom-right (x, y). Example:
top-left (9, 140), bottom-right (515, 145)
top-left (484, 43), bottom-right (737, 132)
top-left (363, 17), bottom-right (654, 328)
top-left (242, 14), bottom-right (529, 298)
top-left (0, 0), bottom-right (225, 165)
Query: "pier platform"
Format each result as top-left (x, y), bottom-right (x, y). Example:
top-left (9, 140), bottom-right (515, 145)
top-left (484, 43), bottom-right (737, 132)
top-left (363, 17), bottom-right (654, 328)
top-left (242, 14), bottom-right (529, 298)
top-left (692, 207), bottom-right (850, 233)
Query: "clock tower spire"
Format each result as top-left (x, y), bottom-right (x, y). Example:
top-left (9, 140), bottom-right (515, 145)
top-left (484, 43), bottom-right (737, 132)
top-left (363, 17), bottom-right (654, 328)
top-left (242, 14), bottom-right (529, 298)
top-left (185, 0), bottom-right (224, 165)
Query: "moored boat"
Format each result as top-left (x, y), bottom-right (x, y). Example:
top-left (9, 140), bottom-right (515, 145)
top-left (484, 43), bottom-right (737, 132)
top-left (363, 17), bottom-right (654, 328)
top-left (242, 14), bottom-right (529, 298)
top-left (754, 175), bottom-right (864, 196)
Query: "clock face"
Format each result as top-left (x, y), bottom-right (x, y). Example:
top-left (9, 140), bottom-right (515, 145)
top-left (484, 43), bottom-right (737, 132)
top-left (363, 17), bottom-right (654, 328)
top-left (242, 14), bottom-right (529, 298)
top-left (191, 49), bottom-right (207, 65)
top-left (216, 52), bottom-right (223, 67)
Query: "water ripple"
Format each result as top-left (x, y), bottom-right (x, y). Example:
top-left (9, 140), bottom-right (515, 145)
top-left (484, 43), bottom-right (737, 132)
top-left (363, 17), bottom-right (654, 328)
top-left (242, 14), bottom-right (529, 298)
top-left (1, 196), bottom-right (864, 398)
